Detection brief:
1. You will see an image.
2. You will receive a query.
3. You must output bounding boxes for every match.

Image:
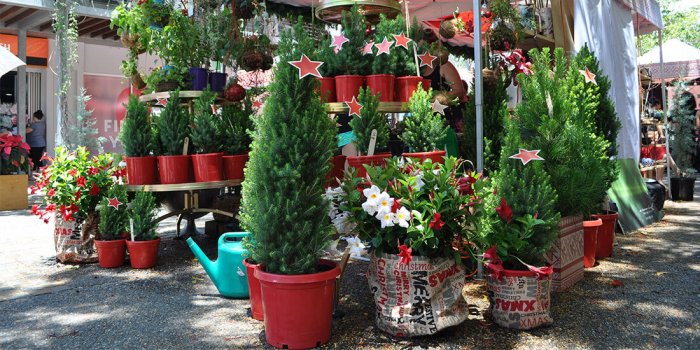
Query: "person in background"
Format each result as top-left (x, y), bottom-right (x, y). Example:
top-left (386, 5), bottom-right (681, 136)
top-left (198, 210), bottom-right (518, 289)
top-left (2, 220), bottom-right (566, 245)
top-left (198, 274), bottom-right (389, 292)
top-left (26, 110), bottom-right (46, 172)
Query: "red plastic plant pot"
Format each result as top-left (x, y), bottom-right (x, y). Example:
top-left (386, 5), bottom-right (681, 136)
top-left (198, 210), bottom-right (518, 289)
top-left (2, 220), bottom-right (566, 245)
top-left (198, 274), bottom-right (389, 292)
top-left (346, 153), bottom-right (392, 178)
top-left (334, 75), bottom-right (365, 103)
top-left (125, 156), bottom-right (159, 185)
top-left (366, 74), bottom-right (396, 102)
top-left (254, 260), bottom-right (340, 349)
top-left (582, 219), bottom-right (603, 268)
top-left (126, 237), bottom-right (161, 269)
top-left (402, 150), bottom-right (446, 164)
top-left (222, 154), bottom-right (249, 181)
top-left (95, 239), bottom-right (126, 268)
top-left (591, 211), bottom-right (618, 259)
top-left (157, 155), bottom-right (192, 184)
top-left (325, 155), bottom-right (347, 187)
top-left (243, 259), bottom-right (264, 321)
top-left (395, 76), bottom-right (423, 102)
top-left (191, 153), bottom-right (223, 182)
top-left (421, 78), bottom-right (432, 91)
top-left (316, 77), bottom-right (337, 103)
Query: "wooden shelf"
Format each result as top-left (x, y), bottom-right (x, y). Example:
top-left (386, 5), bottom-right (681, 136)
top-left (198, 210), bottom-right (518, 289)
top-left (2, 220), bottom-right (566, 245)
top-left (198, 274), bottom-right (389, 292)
top-left (518, 30), bottom-right (555, 51)
top-left (125, 179), bottom-right (241, 193)
top-left (325, 102), bottom-right (409, 114)
top-left (139, 90), bottom-right (235, 106)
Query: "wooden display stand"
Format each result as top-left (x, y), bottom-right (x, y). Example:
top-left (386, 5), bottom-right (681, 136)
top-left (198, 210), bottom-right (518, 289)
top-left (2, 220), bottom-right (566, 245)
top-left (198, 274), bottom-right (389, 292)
top-left (0, 174), bottom-right (28, 211)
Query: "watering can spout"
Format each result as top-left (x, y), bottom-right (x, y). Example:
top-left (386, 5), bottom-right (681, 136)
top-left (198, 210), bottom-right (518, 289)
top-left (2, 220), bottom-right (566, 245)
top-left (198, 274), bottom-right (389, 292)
top-left (186, 237), bottom-right (219, 286)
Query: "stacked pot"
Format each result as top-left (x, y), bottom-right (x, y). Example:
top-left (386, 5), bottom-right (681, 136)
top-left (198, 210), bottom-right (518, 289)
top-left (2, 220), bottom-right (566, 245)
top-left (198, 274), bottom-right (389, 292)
top-left (319, 75), bottom-right (430, 103)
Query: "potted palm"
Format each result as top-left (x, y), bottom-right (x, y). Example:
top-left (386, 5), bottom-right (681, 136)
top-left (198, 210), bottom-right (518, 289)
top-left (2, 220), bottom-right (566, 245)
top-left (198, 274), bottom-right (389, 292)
top-left (347, 87), bottom-right (392, 178)
top-left (334, 5), bottom-right (370, 102)
top-left (401, 88), bottom-right (449, 163)
top-left (0, 133), bottom-right (30, 210)
top-left (155, 91), bottom-right (192, 184)
top-left (96, 185), bottom-right (129, 268)
top-left (240, 21), bottom-right (340, 349)
top-left (126, 190), bottom-right (160, 269)
top-left (669, 82), bottom-right (698, 201)
top-left (120, 95), bottom-right (158, 185)
top-left (190, 90), bottom-right (224, 182)
top-left (220, 100), bottom-right (253, 181)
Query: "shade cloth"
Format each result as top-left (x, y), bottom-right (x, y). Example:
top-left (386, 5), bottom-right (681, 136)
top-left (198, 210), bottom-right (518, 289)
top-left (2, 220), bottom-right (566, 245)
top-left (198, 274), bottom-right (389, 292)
top-left (0, 46), bottom-right (26, 77)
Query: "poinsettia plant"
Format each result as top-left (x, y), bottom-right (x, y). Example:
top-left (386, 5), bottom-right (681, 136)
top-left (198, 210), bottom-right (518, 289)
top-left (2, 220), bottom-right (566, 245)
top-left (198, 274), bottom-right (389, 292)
top-left (31, 146), bottom-right (125, 224)
top-left (330, 156), bottom-right (490, 263)
top-left (491, 49), bottom-right (532, 86)
top-left (0, 133), bottom-right (31, 175)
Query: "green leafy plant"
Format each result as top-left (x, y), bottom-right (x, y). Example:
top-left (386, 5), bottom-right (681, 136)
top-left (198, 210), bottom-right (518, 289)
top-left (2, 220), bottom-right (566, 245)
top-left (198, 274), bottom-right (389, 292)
top-left (315, 35), bottom-right (340, 77)
top-left (221, 100), bottom-right (253, 155)
top-left (120, 94), bottom-right (153, 157)
top-left (53, 0), bottom-right (78, 146)
top-left (156, 91), bottom-right (190, 156)
top-left (336, 5), bottom-right (370, 75)
top-left (0, 134), bottom-right (31, 175)
top-left (139, 0), bottom-right (172, 28)
top-left (669, 82), bottom-right (698, 178)
top-left (65, 89), bottom-right (107, 153)
top-left (401, 88), bottom-right (448, 152)
top-left (240, 20), bottom-right (337, 275)
top-left (98, 185), bottom-right (129, 240)
top-left (486, 0), bottom-right (523, 51)
top-left (350, 87), bottom-right (390, 154)
top-left (191, 90), bottom-right (223, 154)
top-left (145, 66), bottom-right (188, 94)
top-left (130, 190), bottom-right (159, 241)
top-left (462, 77), bottom-right (508, 170)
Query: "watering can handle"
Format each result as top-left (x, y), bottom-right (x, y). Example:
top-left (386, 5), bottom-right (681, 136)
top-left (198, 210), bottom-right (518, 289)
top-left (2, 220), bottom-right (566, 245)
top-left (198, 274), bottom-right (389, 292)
top-left (219, 232), bottom-right (249, 245)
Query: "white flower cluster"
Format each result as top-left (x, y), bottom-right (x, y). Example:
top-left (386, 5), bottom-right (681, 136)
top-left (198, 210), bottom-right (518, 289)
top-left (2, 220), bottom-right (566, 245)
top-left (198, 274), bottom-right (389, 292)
top-left (324, 186), bottom-right (356, 235)
top-left (361, 185), bottom-right (410, 229)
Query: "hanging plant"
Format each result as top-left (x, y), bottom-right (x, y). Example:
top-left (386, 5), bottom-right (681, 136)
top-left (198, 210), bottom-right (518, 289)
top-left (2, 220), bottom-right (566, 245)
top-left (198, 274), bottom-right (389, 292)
top-left (53, 0), bottom-right (78, 145)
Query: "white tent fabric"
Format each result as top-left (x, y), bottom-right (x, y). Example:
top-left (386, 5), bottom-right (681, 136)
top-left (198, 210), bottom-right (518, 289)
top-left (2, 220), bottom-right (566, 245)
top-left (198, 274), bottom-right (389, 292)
top-left (574, 0), bottom-right (641, 162)
top-left (616, 0), bottom-right (662, 35)
top-left (638, 39), bottom-right (700, 65)
top-left (0, 46), bottom-right (25, 77)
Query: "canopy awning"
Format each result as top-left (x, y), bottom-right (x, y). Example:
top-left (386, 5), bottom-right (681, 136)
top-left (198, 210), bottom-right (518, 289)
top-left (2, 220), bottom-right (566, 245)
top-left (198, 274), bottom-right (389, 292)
top-left (270, 0), bottom-right (470, 22)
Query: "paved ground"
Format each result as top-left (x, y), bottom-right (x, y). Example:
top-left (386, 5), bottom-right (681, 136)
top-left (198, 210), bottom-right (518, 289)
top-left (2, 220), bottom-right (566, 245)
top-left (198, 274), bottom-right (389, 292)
top-left (0, 188), bottom-right (698, 349)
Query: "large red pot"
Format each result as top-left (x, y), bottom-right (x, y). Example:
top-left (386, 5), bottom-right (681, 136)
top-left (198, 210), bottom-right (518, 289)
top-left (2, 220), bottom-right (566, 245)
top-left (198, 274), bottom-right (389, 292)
top-left (582, 219), bottom-right (602, 268)
top-left (402, 150), bottom-right (446, 164)
top-left (192, 152), bottom-right (223, 182)
top-left (243, 258), bottom-right (263, 321)
top-left (316, 77), bottom-right (336, 102)
top-left (125, 156), bottom-right (159, 185)
top-left (591, 211), bottom-right (618, 259)
top-left (158, 155), bottom-right (192, 184)
top-left (255, 260), bottom-right (340, 349)
top-left (126, 238), bottom-right (161, 269)
top-left (335, 75), bottom-right (364, 102)
top-left (325, 155), bottom-right (346, 187)
top-left (396, 76), bottom-right (424, 102)
top-left (346, 153), bottom-right (391, 178)
top-left (366, 74), bottom-right (395, 102)
top-left (95, 239), bottom-right (126, 268)
top-left (222, 153), bottom-right (249, 181)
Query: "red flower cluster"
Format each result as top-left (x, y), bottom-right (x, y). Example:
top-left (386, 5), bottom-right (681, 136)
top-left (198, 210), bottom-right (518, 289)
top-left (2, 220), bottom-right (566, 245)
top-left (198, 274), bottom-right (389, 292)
top-left (484, 245), bottom-right (553, 280)
top-left (398, 244), bottom-right (412, 264)
top-left (429, 212), bottom-right (444, 231)
top-left (495, 197), bottom-right (513, 223)
top-left (457, 173), bottom-right (478, 196)
top-left (0, 134), bottom-right (30, 156)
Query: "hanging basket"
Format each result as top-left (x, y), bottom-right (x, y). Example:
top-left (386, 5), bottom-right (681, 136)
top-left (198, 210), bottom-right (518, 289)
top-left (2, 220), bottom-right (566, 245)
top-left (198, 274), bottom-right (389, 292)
top-left (482, 68), bottom-right (499, 88)
top-left (439, 20), bottom-right (457, 39)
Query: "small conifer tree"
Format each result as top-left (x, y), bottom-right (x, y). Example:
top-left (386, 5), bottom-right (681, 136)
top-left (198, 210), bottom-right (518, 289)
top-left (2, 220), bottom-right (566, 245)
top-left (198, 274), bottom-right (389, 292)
top-left (65, 88), bottom-right (106, 153)
top-left (371, 14), bottom-right (399, 75)
top-left (130, 190), bottom-right (159, 241)
top-left (350, 87), bottom-right (390, 154)
top-left (156, 91), bottom-right (190, 156)
top-left (119, 95), bottom-right (153, 157)
top-left (220, 99), bottom-right (253, 155)
top-left (401, 88), bottom-right (448, 152)
top-left (669, 82), bottom-right (698, 177)
top-left (336, 5), bottom-right (370, 75)
top-left (190, 90), bottom-right (223, 154)
top-left (98, 185), bottom-right (129, 240)
top-left (462, 77), bottom-right (508, 170)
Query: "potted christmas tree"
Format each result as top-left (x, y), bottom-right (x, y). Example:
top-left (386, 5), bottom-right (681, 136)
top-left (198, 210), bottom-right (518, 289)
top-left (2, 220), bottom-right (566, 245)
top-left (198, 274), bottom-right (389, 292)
top-left (240, 21), bottom-right (340, 349)
top-left (155, 91), bottom-right (192, 184)
top-left (347, 87), bottom-right (392, 178)
top-left (393, 16), bottom-right (421, 103)
top-left (96, 185), bottom-right (129, 268)
top-left (190, 90), bottom-right (224, 182)
top-left (367, 14), bottom-right (399, 102)
top-left (315, 35), bottom-right (340, 103)
top-left (669, 81), bottom-right (698, 201)
top-left (334, 5), bottom-right (370, 102)
top-left (126, 190), bottom-right (160, 269)
top-left (220, 100), bottom-right (253, 181)
top-left (401, 88), bottom-right (448, 163)
top-left (120, 95), bottom-right (158, 185)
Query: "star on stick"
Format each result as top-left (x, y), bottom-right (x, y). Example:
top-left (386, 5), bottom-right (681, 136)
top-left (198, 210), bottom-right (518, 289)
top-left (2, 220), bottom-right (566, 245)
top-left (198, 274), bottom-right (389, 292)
top-left (509, 149), bottom-right (544, 165)
top-left (431, 99), bottom-right (448, 115)
top-left (375, 38), bottom-right (394, 55)
top-left (361, 41), bottom-right (375, 55)
top-left (330, 33), bottom-right (349, 50)
top-left (418, 51), bottom-right (438, 69)
top-left (107, 197), bottom-right (123, 209)
top-left (345, 96), bottom-right (363, 117)
top-left (155, 98), bottom-right (168, 107)
top-left (289, 54), bottom-right (324, 79)
top-left (393, 32), bottom-right (412, 49)
top-left (579, 67), bottom-right (597, 85)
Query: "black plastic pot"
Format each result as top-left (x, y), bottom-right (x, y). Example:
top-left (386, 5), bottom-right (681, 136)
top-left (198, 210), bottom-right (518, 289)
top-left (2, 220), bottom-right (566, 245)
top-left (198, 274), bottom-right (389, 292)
top-left (670, 176), bottom-right (696, 201)
top-left (645, 179), bottom-right (666, 211)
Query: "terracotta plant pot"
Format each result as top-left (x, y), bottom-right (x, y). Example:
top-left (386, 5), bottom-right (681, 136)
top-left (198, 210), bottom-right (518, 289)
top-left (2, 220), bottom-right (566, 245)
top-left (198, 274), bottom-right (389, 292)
top-left (316, 77), bottom-right (336, 102)
top-left (346, 153), bottom-right (392, 178)
top-left (222, 154), bottom-right (249, 181)
top-left (255, 260), bottom-right (340, 349)
top-left (191, 153), bottom-right (223, 182)
top-left (157, 155), bottom-right (192, 184)
top-left (591, 211), bottom-right (619, 259)
top-left (402, 150), bottom-right (446, 164)
top-left (125, 156), bottom-right (158, 185)
top-left (582, 219), bottom-right (603, 268)
top-left (325, 155), bottom-right (347, 187)
top-left (126, 238), bottom-right (161, 269)
top-left (95, 239), bottom-right (126, 268)
top-left (366, 74), bottom-right (395, 102)
top-left (395, 76), bottom-right (423, 102)
top-left (243, 259), bottom-right (264, 321)
top-left (334, 75), bottom-right (364, 102)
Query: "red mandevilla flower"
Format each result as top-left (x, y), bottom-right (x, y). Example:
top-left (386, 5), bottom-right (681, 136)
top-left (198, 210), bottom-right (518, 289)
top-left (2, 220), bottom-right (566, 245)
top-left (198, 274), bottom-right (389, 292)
top-left (89, 183), bottom-right (100, 196)
top-left (68, 169), bottom-right (77, 176)
top-left (398, 244), bottom-right (412, 264)
top-left (88, 167), bottom-right (99, 176)
top-left (76, 176), bottom-right (86, 188)
top-left (74, 191), bottom-right (81, 201)
top-left (495, 197), bottom-right (513, 223)
top-left (485, 261), bottom-right (504, 280)
top-left (483, 245), bottom-right (501, 264)
top-left (428, 212), bottom-right (444, 231)
top-left (47, 188), bottom-right (55, 198)
top-left (391, 199), bottom-right (401, 213)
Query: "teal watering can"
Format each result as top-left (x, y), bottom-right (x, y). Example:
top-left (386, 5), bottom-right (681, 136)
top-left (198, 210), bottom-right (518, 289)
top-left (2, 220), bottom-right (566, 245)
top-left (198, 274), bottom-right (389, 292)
top-left (187, 232), bottom-right (249, 298)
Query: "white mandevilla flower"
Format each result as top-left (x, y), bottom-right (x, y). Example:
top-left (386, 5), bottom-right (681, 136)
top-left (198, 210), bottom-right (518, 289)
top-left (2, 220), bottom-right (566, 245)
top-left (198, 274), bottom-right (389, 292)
top-left (413, 174), bottom-right (425, 191)
top-left (362, 200), bottom-right (379, 215)
top-left (376, 192), bottom-right (394, 214)
top-left (345, 235), bottom-right (366, 258)
top-left (362, 185), bottom-right (382, 204)
top-left (377, 211), bottom-right (396, 228)
top-left (394, 207), bottom-right (411, 228)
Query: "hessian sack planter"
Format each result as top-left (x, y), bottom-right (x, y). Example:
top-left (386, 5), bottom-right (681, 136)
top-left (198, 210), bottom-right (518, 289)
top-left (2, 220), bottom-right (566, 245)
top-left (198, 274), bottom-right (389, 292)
top-left (325, 155), bottom-right (346, 187)
top-left (544, 215), bottom-right (584, 292)
top-left (582, 219), bottom-right (602, 268)
top-left (125, 156), bottom-right (158, 185)
top-left (346, 153), bottom-right (391, 178)
top-left (670, 176), bottom-right (696, 201)
top-left (126, 237), bottom-right (161, 269)
top-left (591, 211), bottom-right (619, 259)
top-left (366, 74), bottom-right (396, 102)
top-left (222, 154), bottom-right (249, 181)
top-left (243, 258), bottom-right (264, 321)
top-left (367, 253), bottom-right (468, 337)
top-left (335, 75), bottom-right (364, 102)
top-left (487, 269), bottom-right (553, 330)
top-left (255, 259), bottom-right (340, 349)
top-left (95, 239), bottom-right (126, 268)
top-left (316, 77), bottom-right (336, 103)
top-left (158, 155), bottom-right (192, 184)
top-left (53, 212), bottom-right (98, 264)
top-left (402, 150), bottom-right (446, 164)
top-left (192, 153), bottom-right (224, 182)
top-left (396, 76), bottom-right (424, 102)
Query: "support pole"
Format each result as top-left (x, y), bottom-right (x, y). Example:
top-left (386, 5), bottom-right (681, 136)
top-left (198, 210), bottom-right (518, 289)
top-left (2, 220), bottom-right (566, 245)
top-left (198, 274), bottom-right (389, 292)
top-left (17, 29), bottom-right (27, 139)
top-left (473, 0), bottom-right (484, 280)
top-left (659, 32), bottom-right (671, 184)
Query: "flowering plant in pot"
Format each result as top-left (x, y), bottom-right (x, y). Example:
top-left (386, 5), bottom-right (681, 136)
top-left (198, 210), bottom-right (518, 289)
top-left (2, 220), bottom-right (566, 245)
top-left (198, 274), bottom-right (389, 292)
top-left (119, 95), bottom-right (158, 185)
top-left (240, 20), bottom-right (340, 349)
top-left (668, 81), bottom-right (698, 201)
top-left (190, 90), bottom-right (224, 182)
top-left (347, 87), bottom-right (391, 178)
top-left (330, 156), bottom-right (489, 336)
top-left (401, 88), bottom-right (449, 163)
top-left (127, 190), bottom-right (160, 269)
top-left (0, 133), bottom-right (31, 211)
top-left (155, 91), bottom-right (192, 184)
top-left (220, 100), bottom-right (253, 181)
top-left (334, 4), bottom-right (370, 102)
top-left (96, 185), bottom-right (129, 268)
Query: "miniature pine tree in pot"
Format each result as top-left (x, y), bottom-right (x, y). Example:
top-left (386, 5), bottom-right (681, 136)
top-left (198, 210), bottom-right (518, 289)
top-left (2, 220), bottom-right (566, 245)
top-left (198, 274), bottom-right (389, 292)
top-left (220, 99), bottom-right (254, 180)
top-left (95, 184), bottom-right (130, 268)
top-left (190, 90), bottom-right (224, 182)
top-left (401, 88), bottom-right (449, 163)
top-left (669, 82), bottom-right (698, 201)
top-left (335, 4), bottom-right (370, 102)
top-left (120, 95), bottom-right (158, 185)
top-left (126, 190), bottom-right (160, 269)
top-left (239, 20), bottom-right (341, 349)
top-left (347, 87), bottom-right (391, 177)
top-left (367, 14), bottom-right (399, 102)
top-left (156, 91), bottom-right (192, 184)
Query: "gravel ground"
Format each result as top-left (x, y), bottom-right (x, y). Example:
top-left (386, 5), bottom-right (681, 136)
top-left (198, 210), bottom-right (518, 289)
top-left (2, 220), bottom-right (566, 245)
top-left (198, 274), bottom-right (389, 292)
top-left (0, 189), bottom-right (698, 349)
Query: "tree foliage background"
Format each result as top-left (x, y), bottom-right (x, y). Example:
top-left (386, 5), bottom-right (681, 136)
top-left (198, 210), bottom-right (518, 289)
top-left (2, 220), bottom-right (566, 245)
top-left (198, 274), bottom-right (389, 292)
top-left (638, 0), bottom-right (700, 55)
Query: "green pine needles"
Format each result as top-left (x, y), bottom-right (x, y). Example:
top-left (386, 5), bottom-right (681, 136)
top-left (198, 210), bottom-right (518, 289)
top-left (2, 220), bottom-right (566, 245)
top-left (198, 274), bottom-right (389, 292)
top-left (337, 5), bottom-right (370, 75)
top-left (120, 95), bottom-right (153, 157)
top-left (65, 88), bottom-right (106, 153)
top-left (156, 91), bottom-right (190, 156)
top-left (98, 185), bottom-right (129, 240)
top-left (670, 82), bottom-right (698, 177)
top-left (240, 20), bottom-right (337, 275)
top-left (401, 88), bottom-right (448, 152)
top-left (191, 90), bottom-right (223, 154)
top-left (220, 100), bottom-right (253, 155)
top-left (351, 87), bottom-right (390, 154)
top-left (130, 190), bottom-right (159, 241)
top-left (462, 77), bottom-right (508, 170)
top-left (371, 14), bottom-right (400, 75)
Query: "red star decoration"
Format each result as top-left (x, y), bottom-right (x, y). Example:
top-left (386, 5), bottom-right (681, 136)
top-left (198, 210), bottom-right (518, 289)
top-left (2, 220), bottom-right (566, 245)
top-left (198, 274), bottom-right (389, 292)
top-left (361, 41), bottom-right (374, 56)
top-left (509, 149), bottom-right (544, 165)
top-left (289, 54), bottom-right (324, 79)
top-left (418, 51), bottom-right (438, 69)
top-left (345, 96), bottom-right (363, 117)
top-left (330, 33), bottom-right (349, 50)
top-left (375, 38), bottom-right (394, 55)
top-left (155, 98), bottom-right (168, 107)
top-left (579, 67), bottom-right (597, 85)
top-left (393, 32), bottom-right (412, 49)
top-left (107, 197), bottom-right (123, 209)
top-left (252, 100), bottom-right (263, 109)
